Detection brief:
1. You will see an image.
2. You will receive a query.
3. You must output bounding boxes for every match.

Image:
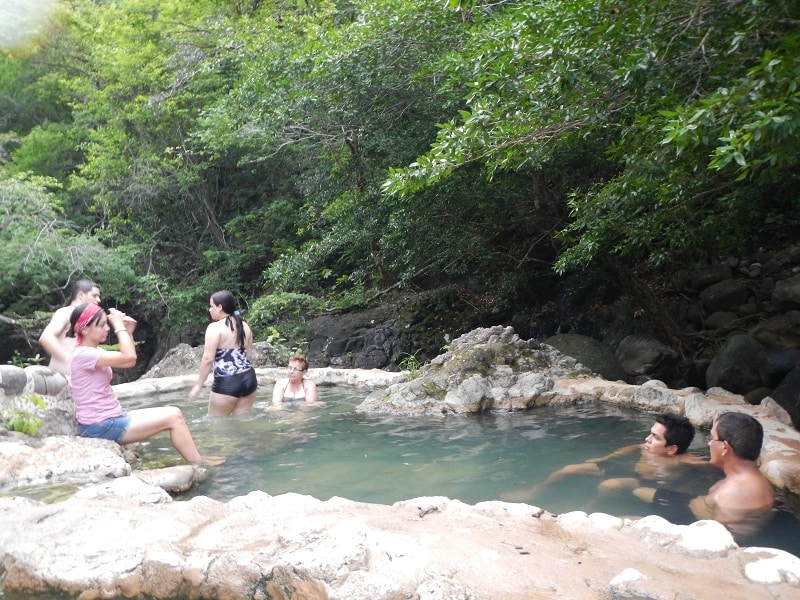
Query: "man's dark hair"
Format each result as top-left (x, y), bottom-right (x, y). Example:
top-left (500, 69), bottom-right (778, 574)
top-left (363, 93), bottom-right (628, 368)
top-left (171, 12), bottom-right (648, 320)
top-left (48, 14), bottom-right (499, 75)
top-left (70, 279), bottom-right (100, 302)
top-left (655, 413), bottom-right (695, 454)
top-left (715, 412), bottom-right (764, 461)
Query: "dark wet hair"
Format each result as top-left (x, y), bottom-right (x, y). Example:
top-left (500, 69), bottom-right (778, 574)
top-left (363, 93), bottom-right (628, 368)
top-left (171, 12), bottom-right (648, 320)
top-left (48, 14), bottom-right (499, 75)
top-left (655, 413), bottom-right (695, 454)
top-left (715, 412), bottom-right (764, 461)
top-left (70, 279), bottom-right (100, 302)
top-left (66, 303), bottom-right (105, 338)
top-left (211, 290), bottom-right (246, 348)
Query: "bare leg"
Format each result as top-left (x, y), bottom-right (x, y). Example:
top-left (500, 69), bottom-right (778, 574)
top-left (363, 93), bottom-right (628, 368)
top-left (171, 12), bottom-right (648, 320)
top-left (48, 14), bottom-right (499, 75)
top-left (208, 392), bottom-right (238, 417)
top-left (500, 462), bottom-right (605, 502)
top-left (121, 407), bottom-right (221, 465)
top-left (208, 391), bottom-right (256, 416)
top-left (232, 392), bottom-right (256, 415)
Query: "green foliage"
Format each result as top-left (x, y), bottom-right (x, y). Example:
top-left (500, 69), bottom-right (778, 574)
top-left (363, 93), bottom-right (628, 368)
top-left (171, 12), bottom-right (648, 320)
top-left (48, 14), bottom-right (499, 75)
top-left (661, 34), bottom-right (800, 183)
top-left (0, 174), bottom-right (139, 313)
top-left (248, 292), bottom-right (325, 348)
top-left (385, 0), bottom-right (800, 273)
top-left (0, 394), bottom-right (46, 436)
top-left (7, 351), bottom-right (45, 368)
top-left (398, 351), bottom-right (424, 379)
top-left (1, 0), bottom-right (799, 351)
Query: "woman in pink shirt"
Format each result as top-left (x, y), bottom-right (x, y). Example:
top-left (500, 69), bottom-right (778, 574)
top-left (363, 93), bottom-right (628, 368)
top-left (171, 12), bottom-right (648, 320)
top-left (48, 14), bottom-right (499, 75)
top-left (68, 303), bottom-right (223, 466)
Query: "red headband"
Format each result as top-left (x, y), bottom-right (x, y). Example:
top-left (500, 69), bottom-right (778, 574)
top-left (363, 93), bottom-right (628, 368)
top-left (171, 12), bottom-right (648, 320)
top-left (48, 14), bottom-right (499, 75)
top-left (74, 303), bottom-right (104, 344)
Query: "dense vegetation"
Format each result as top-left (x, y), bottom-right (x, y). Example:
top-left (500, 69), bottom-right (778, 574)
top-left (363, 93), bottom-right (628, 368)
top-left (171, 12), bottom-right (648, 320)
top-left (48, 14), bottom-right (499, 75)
top-left (1, 0), bottom-right (798, 364)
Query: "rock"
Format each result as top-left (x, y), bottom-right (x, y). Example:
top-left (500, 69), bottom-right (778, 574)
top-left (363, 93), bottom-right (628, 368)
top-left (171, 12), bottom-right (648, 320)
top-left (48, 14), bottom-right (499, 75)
top-left (360, 327), bottom-right (596, 415)
top-left (771, 367), bottom-right (800, 428)
top-left (305, 306), bottom-right (399, 369)
top-left (706, 334), bottom-right (767, 394)
top-left (133, 465), bottom-right (204, 494)
top-left (545, 333), bottom-right (627, 382)
top-left (699, 279), bottom-right (750, 313)
top-left (703, 310), bottom-right (738, 330)
top-left (745, 387), bottom-right (773, 405)
top-left (757, 348), bottom-right (800, 388)
top-left (750, 310), bottom-right (800, 349)
top-left (0, 364), bottom-right (28, 396)
top-left (615, 334), bottom-right (679, 382)
top-left (0, 435), bottom-right (130, 490)
top-left (773, 274), bottom-right (800, 308)
top-left (1, 485), bottom-right (799, 599)
top-left (690, 264), bottom-right (732, 291)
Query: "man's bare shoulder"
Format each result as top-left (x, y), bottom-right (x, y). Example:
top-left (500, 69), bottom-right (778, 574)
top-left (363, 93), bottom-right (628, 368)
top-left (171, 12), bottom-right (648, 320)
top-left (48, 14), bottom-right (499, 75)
top-left (41, 305), bottom-right (74, 336)
top-left (677, 453), bottom-right (707, 464)
top-left (50, 305), bottom-right (74, 321)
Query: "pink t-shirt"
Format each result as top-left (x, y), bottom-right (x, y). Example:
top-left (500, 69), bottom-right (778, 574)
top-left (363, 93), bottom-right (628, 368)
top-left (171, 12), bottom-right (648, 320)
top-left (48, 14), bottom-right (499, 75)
top-left (70, 346), bottom-right (123, 426)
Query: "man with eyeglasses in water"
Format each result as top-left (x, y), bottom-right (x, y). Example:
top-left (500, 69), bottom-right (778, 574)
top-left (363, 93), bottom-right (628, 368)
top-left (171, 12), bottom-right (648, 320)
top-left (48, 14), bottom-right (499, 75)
top-left (636, 411), bottom-right (774, 535)
top-left (690, 411), bottom-right (774, 530)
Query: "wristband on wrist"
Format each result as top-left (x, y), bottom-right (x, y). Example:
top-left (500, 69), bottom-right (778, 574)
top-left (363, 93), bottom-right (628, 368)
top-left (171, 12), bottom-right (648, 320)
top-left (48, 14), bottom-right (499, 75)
top-left (114, 328), bottom-right (127, 334)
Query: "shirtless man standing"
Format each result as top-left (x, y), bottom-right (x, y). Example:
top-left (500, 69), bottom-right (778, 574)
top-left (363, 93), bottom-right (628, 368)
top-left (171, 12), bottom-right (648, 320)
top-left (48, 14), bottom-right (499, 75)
top-left (38, 279), bottom-right (101, 376)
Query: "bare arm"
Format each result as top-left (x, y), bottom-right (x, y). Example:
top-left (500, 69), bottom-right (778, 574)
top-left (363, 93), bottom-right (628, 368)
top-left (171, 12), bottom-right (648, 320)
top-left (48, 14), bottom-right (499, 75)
top-left (94, 309), bottom-right (137, 368)
top-left (271, 378), bottom-right (288, 406)
top-left (585, 444), bottom-right (641, 463)
top-left (244, 322), bottom-right (255, 362)
top-left (188, 324), bottom-right (218, 400)
top-left (38, 307), bottom-right (72, 366)
top-left (304, 379), bottom-right (318, 403)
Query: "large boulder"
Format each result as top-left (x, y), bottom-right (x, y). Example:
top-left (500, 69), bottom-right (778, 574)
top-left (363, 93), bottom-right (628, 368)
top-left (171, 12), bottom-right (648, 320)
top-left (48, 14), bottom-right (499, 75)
top-left (773, 274), bottom-right (800, 308)
top-left (0, 366), bottom-right (74, 436)
top-left (545, 333), bottom-right (627, 382)
top-left (750, 310), bottom-right (800, 350)
top-left (360, 327), bottom-right (596, 415)
top-left (699, 279), bottom-right (750, 313)
top-left (706, 334), bottom-right (767, 394)
top-left (142, 342), bottom-right (282, 379)
top-left (771, 367), bottom-right (800, 428)
top-left (615, 334), bottom-right (679, 383)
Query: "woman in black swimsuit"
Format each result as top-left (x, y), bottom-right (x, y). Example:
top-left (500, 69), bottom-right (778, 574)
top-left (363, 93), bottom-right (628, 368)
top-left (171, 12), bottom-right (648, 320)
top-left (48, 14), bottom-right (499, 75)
top-left (189, 290), bottom-right (258, 416)
top-left (271, 354), bottom-right (318, 406)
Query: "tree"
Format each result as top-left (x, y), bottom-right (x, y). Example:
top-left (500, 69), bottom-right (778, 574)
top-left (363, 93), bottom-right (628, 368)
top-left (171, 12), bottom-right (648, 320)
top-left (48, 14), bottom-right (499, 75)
top-left (384, 0), bottom-right (800, 274)
top-left (0, 173), bottom-right (138, 359)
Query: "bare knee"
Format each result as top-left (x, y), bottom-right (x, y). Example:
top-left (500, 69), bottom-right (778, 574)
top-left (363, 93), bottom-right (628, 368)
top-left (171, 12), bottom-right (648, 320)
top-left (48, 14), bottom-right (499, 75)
top-left (165, 406), bottom-right (188, 427)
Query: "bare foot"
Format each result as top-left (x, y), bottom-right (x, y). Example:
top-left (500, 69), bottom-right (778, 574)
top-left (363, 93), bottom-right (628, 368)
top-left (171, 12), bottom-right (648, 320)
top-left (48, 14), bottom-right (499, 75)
top-left (197, 455), bottom-right (226, 466)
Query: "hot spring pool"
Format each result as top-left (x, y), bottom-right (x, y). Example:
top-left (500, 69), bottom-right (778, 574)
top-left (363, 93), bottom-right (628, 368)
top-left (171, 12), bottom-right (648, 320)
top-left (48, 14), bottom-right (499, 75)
top-left (85, 386), bottom-right (800, 556)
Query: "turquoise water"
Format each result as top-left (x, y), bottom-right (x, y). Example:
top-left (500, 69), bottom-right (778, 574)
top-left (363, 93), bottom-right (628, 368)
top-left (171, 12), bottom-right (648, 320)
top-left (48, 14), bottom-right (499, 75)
top-left (119, 385), bottom-right (800, 557)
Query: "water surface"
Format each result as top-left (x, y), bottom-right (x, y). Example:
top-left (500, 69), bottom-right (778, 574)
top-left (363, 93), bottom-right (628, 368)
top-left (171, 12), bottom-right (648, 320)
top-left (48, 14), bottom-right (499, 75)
top-left (121, 386), bottom-right (800, 557)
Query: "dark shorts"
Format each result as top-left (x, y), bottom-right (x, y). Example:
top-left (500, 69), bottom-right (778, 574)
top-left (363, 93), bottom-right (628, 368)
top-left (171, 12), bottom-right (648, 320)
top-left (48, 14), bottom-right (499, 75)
top-left (77, 413), bottom-right (131, 443)
top-left (212, 368), bottom-right (258, 398)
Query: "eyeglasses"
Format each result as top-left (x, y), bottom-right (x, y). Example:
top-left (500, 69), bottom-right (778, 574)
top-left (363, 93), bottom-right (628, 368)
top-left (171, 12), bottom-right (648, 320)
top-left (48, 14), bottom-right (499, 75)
top-left (287, 366), bottom-right (305, 372)
top-left (708, 436), bottom-right (726, 445)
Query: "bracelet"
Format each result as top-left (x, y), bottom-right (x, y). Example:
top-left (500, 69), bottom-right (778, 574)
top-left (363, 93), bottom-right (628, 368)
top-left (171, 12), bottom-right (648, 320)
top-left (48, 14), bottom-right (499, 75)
top-left (114, 328), bottom-right (127, 334)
